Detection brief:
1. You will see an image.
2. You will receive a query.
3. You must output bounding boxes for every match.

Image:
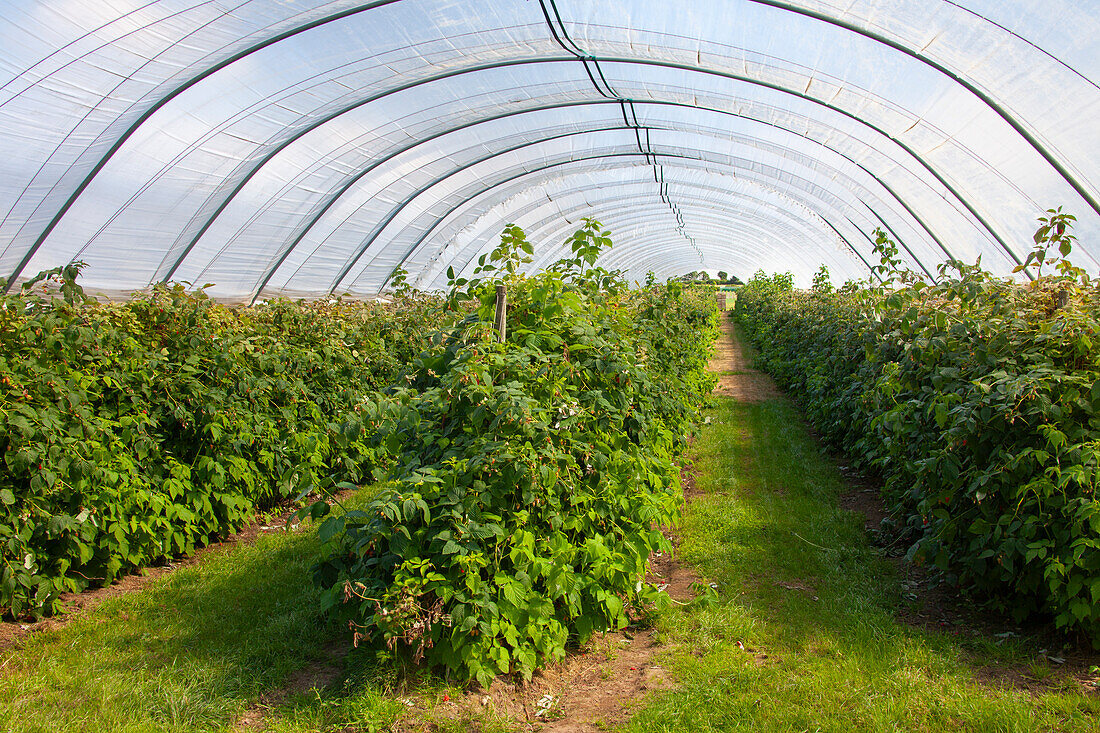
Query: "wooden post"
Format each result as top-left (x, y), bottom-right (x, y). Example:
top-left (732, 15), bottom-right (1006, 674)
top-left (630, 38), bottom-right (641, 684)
top-left (494, 283), bottom-right (507, 343)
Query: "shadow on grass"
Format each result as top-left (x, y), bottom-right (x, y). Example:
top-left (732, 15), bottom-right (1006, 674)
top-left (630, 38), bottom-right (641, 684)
top-left (0, 519), bottom-right (415, 732)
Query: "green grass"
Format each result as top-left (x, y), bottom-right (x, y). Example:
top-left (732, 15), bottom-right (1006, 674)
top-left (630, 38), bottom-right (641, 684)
top-left (0, 499), bottom-right (415, 733)
top-left (1, 524), bottom-right (331, 731)
top-left (627, 397), bottom-right (1100, 732)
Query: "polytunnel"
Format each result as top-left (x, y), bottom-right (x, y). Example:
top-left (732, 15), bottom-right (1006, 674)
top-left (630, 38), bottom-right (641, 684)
top-left (1, 0), bottom-right (1099, 300)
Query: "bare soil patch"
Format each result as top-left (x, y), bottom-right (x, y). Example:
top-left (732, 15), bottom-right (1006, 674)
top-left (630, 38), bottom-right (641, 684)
top-left (709, 318), bottom-right (780, 402)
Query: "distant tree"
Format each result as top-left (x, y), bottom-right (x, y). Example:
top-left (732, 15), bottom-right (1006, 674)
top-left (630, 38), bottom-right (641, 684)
top-left (675, 271), bottom-right (717, 284)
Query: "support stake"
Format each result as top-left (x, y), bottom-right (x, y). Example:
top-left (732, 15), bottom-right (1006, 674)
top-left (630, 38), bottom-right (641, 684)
top-left (494, 284), bottom-right (507, 343)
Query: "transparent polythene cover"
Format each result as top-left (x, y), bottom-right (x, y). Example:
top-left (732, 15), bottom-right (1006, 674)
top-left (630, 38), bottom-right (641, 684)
top-left (1, 0), bottom-right (1097, 300)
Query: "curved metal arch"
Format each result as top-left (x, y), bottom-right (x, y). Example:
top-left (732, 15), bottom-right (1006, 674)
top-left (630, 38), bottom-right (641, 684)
top-left (407, 160), bottom-right (892, 295)
top-left (523, 198), bottom-right (874, 278)
top-left (424, 172), bottom-right (881, 289)
top-left (20, 52), bottom-right (1026, 292)
top-left (740, 0), bottom-right (1100, 217)
top-left (509, 215), bottom-right (848, 287)
top-left (426, 177), bottom-right (879, 288)
top-left (6, 1), bottom-right (1073, 290)
top-left (433, 222), bottom-right (779, 291)
top-left (520, 198), bottom-right (835, 269)
top-left (354, 151), bottom-right (871, 295)
top-left (156, 56), bottom-right (579, 285)
top-left (434, 175), bottom-right (858, 270)
top-left (608, 246), bottom-right (758, 283)
top-left (369, 154), bottom-right (757, 292)
top-left (325, 134), bottom-right (904, 296)
top-left (601, 56), bottom-right (1026, 265)
top-left (524, 195), bottom-right (874, 281)
top-left (598, 237), bottom-right (767, 280)
top-left (320, 128), bottom-right (640, 296)
top-left (251, 100), bottom-right (623, 299)
top-left (158, 53), bottom-right (940, 290)
top-left (546, 212), bottom-right (847, 278)
top-left (602, 241), bottom-right (730, 279)
top-left (415, 174), bottom-right (888, 290)
top-left (4, 0), bottom-right (409, 292)
top-left (340, 129), bottom-right (927, 295)
top-left (410, 182), bottom-right (679, 287)
top-left (254, 96), bottom-right (961, 299)
top-left (200, 52), bottom-right (1023, 288)
top-left (632, 128), bottom-right (950, 274)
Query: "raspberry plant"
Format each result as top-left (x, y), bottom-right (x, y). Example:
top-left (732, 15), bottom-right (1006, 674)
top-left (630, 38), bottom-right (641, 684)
top-left (736, 211), bottom-right (1100, 645)
top-left (0, 273), bottom-right (440, 618)
top-left (306, 221), bottom-right (719, 684)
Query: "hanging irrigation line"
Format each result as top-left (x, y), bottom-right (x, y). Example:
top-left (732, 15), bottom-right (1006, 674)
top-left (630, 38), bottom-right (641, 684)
top-left (249, 97), bottom-right (931, 301)
top-left (325, 141), bottom-right (883, 296)
top-left (358, 151), bottom-right (868, 295)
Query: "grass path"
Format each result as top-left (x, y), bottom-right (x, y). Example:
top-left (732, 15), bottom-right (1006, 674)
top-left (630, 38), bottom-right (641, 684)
top-left (624, 323), bottom-right (1100, 732)
top-left (1, 321), bottom-right (1097, 731)
top-left (0, 524), bottom-right (349, 732)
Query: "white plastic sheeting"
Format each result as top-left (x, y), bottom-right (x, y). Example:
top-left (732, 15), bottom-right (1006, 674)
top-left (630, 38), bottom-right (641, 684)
top-left (1, 0), bottom-right (1098, 299)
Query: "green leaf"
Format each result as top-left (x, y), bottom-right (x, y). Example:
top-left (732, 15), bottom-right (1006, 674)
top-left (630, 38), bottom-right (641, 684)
top-left (499, 581), bottom-right (524, 607)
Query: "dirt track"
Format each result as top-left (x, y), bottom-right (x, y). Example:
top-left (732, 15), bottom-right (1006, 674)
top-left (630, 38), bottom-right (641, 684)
top-left (709, 316), bottom-right (781, 402)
